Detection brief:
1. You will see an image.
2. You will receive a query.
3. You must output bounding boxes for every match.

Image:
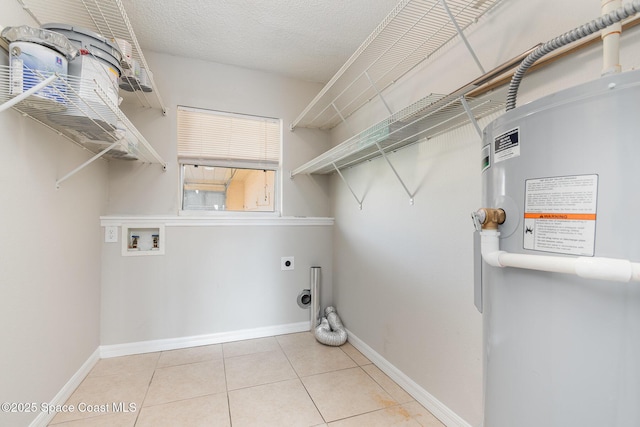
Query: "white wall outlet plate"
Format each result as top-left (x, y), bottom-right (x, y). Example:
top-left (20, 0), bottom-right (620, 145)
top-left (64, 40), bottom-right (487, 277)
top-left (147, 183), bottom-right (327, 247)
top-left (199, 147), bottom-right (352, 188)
top-left (281, 256), bottom-right (294, 270)
top-left (105, 226), bottom-right (118, 243)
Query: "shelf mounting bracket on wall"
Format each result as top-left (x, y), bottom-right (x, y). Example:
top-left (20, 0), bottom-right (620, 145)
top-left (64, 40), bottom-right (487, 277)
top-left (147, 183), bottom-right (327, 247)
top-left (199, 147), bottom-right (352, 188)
top-left (333, 162), bottom-right (363, 210)
top-left (365, 71), bottom-right (393, 115)
top-left (459, 95), bottom-right (483, 140)
top-left (374, 141), bottom-right (415, 205)
top-left (439, 0), bottom-right (485, 75)
top-left (331, 102), bottom-right (356, 136)
top-left (56, 140), bottom-right (120, 188)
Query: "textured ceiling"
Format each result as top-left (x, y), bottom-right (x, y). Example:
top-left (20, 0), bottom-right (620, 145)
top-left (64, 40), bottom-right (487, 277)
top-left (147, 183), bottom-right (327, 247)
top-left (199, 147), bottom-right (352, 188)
top-left (122, 0), bottom-right (400, 83)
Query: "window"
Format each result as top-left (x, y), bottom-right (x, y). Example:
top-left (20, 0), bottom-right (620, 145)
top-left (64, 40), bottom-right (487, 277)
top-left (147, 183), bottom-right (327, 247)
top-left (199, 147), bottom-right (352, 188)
top-left (177, 106), bottom-right (280, 213)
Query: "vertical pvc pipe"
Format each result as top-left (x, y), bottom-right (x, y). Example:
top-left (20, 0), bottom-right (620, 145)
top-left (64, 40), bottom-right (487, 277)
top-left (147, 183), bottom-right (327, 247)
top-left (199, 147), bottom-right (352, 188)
top-left (310, 267), bottom-right (321, 330)
top-left (601, 0), bottom-right (622, 75)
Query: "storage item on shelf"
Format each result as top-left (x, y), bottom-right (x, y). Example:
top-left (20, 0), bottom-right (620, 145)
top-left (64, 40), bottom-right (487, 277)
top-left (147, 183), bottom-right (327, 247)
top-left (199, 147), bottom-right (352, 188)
top-left (9, 41), bottom-right (68, 111)
top-left (139, 67), bottom-right (152, 92)
top-left (14, 0), bottom-right (166, 113)
top-left (62, 53), bottom-right (120, 130)
top-left (118, 58), bottom-right (140, 92)
top-left (1, 25), bottom-right (78, 60)
top-left (114, 38), bottom-right (132, 69)
top-left (41, 23), bottom-right (123, 76)
top-left (119, 61), bottom-right (153, 93)
top-left (109, 120), bottom-right (138, 160)
top-left (40, 24), bottom-right (124, 137)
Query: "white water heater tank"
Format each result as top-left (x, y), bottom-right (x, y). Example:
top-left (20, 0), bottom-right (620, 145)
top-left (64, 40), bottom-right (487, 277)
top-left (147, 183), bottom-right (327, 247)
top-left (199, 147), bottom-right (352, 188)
top-left (480, 69), bottom-right (640, 427)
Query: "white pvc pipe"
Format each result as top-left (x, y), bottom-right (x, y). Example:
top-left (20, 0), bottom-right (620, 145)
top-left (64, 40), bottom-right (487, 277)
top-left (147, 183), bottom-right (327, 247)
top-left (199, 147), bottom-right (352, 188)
top-left (480, 231), bottom-right (640, 282)
top-left (601, 0), bottom-right (622, 75)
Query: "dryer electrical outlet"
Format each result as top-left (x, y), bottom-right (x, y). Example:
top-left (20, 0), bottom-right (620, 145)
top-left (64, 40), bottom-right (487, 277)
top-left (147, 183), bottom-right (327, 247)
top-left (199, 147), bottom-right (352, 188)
top-left (281, 256), bottom-right (294, 270)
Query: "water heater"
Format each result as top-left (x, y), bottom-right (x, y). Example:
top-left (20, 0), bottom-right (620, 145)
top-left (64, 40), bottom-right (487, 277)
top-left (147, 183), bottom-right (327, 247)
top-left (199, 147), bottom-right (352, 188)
top-left (479, 69), bottom-right (640, 426)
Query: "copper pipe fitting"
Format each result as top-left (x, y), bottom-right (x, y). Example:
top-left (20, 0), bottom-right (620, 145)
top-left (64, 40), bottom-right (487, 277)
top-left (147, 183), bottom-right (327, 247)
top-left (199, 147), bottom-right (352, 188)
top-left (477, 208), bottom-right (506, 230)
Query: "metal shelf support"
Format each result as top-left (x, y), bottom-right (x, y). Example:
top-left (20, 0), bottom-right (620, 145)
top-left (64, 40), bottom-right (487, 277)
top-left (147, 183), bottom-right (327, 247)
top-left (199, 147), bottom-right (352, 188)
top-left (374, 141), bottom-right (415, 205)
top-left (459, 95), bottom-right (483, 140)
top-left (333, 162), bottom-right (363, 210)
top-left (331, 102), bottom-right (356, 135)
top-left (365, 71), bottom-right (393, 116)
top-left (439, 0), bottom-right (485, 75)
top-left (56, 140), bottom-right (120, 188)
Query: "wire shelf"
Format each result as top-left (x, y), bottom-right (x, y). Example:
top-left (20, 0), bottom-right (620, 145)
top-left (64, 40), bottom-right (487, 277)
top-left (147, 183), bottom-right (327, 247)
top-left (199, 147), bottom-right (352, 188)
top-left (291, 0), bottom-right (503, 131)
top-left (291, 89), bottom-right (504, 175)
top-left (0, 64), bottom-right (164, 166)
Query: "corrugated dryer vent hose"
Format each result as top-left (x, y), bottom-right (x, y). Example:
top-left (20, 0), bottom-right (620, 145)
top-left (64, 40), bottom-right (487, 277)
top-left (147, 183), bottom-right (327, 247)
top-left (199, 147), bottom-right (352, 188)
top-left (314, 306), bottom-right (347, 346)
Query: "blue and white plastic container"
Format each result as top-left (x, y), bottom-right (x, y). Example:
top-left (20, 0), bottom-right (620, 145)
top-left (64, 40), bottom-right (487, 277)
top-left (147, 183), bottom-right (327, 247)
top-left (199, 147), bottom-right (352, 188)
top-left (9, 41), bottom-right (68, 110)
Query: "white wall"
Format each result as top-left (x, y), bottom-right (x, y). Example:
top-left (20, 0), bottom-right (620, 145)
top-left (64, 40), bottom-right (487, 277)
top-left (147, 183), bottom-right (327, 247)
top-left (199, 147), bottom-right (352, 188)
top-left (110, 51), bottom-right (332, 217)
top-left (101, 222), bottom-right (333, 345)
top-left (329, 0), bottom-right (640, 425)
top-left (0, 2), bottom-right (107, 425)
top-left (101, 52), bottom-right (334, 346)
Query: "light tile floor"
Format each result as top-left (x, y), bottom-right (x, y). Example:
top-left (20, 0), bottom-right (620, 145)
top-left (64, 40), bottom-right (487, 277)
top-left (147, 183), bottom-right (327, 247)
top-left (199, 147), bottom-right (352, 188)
top-left (48, 332), bottom-right (445, 426)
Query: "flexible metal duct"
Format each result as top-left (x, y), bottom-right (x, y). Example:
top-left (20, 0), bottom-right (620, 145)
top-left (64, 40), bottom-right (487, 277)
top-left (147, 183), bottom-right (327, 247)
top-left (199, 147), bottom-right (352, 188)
top-left (314, 306), bottom-right (347, 346)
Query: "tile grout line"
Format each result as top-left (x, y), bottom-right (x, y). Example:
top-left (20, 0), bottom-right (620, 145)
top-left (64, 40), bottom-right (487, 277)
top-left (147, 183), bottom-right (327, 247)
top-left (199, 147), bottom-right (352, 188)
top-left (221, 346), bottom-right (234, 427)
top-left (277, 332), bottom-right (328, 426)
top-left (133, 352), bottom-right (161, 426)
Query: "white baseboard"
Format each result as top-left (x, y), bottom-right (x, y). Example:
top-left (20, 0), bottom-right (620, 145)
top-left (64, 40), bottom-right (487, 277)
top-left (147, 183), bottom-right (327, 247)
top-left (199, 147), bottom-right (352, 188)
top-left (29, 348), bottom-right (100, 427)
top-left (346, 330), bottom-right (473, 427)
top-left (100, 321), bottom-right (311, 358)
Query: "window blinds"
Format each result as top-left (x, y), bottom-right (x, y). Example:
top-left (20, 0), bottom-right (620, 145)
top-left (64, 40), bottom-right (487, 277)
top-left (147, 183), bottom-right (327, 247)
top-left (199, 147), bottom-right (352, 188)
top-left (177, 106), bottom-right (280, 166)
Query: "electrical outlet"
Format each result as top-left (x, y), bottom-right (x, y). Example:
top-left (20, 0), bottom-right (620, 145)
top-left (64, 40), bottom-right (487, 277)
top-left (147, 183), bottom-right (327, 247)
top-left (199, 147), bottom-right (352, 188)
top-left (281, 256), bottom-right (294, 271)
top-left (105, 226), bottom-right (118, 243)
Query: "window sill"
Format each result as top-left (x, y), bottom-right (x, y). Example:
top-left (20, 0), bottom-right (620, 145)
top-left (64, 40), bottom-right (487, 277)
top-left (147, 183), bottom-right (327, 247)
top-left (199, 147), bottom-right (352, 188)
top-left (100, 215), bottom-right (334, 227)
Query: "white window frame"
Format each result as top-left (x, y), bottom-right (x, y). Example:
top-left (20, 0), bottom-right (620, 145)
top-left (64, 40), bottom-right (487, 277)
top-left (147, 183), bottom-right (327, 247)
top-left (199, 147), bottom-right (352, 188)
top-left (177, 106), bottom-right (282, 216)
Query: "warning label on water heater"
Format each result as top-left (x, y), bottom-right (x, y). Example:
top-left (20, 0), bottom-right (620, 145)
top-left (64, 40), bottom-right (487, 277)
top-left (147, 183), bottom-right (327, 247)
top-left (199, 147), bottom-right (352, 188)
top-left (523, 174), bottom-right (598, 256)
